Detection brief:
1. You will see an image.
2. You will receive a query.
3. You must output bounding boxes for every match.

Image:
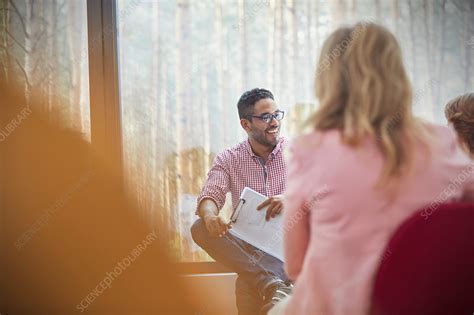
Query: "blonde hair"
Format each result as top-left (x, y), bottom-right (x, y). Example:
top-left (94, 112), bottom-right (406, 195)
top-left (309, 22), bottom-right (429, 186)
top-left (445, 93), bottom-right (474, 156)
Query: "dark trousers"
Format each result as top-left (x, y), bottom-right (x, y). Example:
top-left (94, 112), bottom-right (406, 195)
top-left (191, 219), bottom-right (288, 315)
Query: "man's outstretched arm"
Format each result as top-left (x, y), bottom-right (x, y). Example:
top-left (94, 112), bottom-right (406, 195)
top-left (196, 153), bottom-right (232, 238)
top-left (197, 198), bottom-right (231, 238)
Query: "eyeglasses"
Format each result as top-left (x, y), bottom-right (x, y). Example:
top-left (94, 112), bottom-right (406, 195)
top-left (248, 110), bottom-right (285, 123)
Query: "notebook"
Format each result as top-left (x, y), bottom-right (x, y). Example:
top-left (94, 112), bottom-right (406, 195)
top-left (229, 187), bottom-right (284, 261)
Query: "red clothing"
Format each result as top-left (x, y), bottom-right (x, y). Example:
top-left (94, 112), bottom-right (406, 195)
top-left (196, 138), bottom-right (287, 214)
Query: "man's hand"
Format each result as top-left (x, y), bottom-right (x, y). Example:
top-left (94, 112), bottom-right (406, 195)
top-left (257, 194), bottom-right (284, 221)
top-left (204, 214), bottom-right (231, 238)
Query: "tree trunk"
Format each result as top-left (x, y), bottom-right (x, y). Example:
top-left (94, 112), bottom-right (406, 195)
top-left (68, 0), bottom-right (82, 132)
top-left (216, 0), bottom-right (227, 153)
top-left (331, 0), bottom-right (346, 28)
top-left (374, 0), bottom-right (381, 21)
top-left (23, 0), bottom-right (33, 105)
top-left (0, 0), bottom-right (11, 82)
top-left (273, 0), bottom-right (279, 98)
top-left (423, 0), bottom-right (434, 121)
top-left (150, 0), bottom-right (161, 229)
top-left (279, 0), bottom-right (285, 106)
top-left (80, 0), bottom-right (90, 141)
top-left (350, 0), bottom-right (357, 21)
top-left (291, 0), bottom-right (298, 108)
top-left (41, 0), bottom-right (56, 120)
top-left (239, 0), bottom-right (248, 87)
top-left (267, 0), bottom-right (274, 92)
top-left (390, 0), bottom-right (399, 33)
top-left (434, 0), bottom-right (446, 121)
top-left (463, 1), bottom-right (473, 91)
top-left (314, 0), bottom-right (320, 69)
top-left (174, 0), bottom-right (192, 259)
top-left (306, 0), bottom-right (312, 102)
top-left (408, 0), bottom-right (417, 84)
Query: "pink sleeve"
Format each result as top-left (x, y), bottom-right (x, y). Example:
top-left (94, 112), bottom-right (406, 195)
top-left (196, 154), bottom-right (230, 215)
top-left (283, 140), bottom-right (310, 281)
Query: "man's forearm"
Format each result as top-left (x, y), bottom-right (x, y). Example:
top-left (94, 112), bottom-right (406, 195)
top-left (198, 198), bottom-right (219, 218)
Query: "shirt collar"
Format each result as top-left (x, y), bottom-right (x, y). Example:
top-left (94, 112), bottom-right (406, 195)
top-left (244, 137), bottom-right (285, 160)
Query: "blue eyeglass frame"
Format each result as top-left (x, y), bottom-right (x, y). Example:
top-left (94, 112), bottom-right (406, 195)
top-left (247, 110), bottom-right (285, 123)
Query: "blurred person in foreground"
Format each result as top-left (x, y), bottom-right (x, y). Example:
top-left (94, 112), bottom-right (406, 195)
top-left (445, 93), bottom-right (474, 158)
top-left (0, 82), bottom-right (197, 314)
top-left (268, 22), bottom-right (474, 315)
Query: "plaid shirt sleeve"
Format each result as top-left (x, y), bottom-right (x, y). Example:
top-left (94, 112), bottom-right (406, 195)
top-left (196, 153), bottom-right (231, 215)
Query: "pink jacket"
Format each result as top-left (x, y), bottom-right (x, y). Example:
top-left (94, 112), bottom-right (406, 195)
top-left (283, 125), bottom-right (474, 315)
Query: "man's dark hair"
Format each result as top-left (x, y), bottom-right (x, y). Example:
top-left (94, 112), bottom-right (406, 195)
top-left (237, 88), bottom-right (274, 119)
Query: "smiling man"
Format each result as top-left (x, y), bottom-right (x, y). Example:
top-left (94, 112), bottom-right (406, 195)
top-left (191, 88), bottom-right (292, 315)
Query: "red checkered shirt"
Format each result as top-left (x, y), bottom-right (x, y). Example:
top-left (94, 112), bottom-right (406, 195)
top-left (196, 137), bottom-right (288, 215)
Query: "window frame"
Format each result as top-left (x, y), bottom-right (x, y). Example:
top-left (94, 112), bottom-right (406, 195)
top-left (86, 0), bottom-right (229, 274)
top-left (87, 0), bottom-right (123, 173)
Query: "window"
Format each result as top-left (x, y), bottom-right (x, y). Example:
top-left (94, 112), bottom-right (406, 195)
top-left (116, 0), bottom-right (472, 262)
top-left (0, 0), bottom-right (91, 140)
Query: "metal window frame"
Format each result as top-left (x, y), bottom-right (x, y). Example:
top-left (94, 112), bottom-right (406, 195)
top-left (86, 0), bottom-right (229, 274)
top-left (87, 0), bottom-right (123, 172)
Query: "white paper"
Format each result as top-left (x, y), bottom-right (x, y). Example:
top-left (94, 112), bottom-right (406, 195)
top-left (229, 187), bottom-right (284, 261)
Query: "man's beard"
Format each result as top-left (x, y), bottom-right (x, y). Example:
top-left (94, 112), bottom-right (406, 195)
top-left (251, 126), bottom-right (280, 148)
